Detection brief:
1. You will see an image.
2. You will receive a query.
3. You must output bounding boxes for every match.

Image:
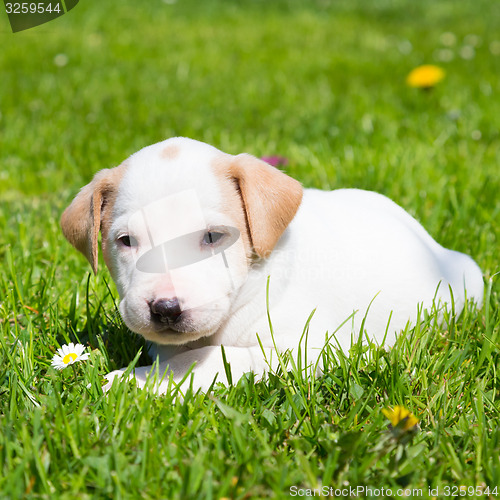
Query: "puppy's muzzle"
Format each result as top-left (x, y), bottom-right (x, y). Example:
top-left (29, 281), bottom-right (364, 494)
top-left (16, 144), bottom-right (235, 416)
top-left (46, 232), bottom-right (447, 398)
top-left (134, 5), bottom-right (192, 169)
top-left (149, 297), bottom-right (182, 325)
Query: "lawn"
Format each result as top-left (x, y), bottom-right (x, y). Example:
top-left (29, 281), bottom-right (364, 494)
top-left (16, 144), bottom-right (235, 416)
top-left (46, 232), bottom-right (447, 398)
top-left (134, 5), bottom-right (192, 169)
top-left (1, 0), bottom-right (499, 497)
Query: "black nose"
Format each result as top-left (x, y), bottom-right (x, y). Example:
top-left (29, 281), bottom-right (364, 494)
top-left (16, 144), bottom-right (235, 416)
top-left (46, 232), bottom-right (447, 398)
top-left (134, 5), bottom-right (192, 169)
top-left (149, 297), bottom-right (182, 324)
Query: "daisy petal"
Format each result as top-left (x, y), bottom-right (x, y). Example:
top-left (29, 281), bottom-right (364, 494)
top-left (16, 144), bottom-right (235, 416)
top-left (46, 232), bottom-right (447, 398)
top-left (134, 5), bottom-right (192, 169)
top-left (51, 343), bottom-right (90, 370)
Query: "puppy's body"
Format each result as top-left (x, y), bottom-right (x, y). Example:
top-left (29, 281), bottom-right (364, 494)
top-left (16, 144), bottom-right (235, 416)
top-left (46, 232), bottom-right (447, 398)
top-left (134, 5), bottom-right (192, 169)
top-left (211, 187), bottom-right (483, 351)
top-left (61, 138), bottom-right (483, 393)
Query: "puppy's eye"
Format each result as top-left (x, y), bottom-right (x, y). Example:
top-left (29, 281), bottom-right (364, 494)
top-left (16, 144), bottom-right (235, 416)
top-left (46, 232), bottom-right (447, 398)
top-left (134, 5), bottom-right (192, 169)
top-left (118, 235), bottom-right (138, 248)
top-left (202, 231), bottom-right (225, 245)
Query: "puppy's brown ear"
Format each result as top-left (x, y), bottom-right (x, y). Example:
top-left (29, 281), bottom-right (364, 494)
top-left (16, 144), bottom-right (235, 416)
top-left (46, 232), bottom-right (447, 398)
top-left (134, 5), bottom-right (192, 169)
top-left (61, 165), bottom-right (125, 273)
top-left (229, 154), bottom-right (303, 258)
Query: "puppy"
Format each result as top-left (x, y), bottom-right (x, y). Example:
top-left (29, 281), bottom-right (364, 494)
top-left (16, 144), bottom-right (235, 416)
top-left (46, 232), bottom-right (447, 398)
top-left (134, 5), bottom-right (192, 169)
top-left (61, 137), bottom-right (483, 393)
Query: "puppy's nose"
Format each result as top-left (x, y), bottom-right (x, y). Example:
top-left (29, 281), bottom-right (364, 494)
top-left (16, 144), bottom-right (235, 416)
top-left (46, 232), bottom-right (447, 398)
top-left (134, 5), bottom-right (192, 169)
top-left (149, 297), bottom-right (182, 324)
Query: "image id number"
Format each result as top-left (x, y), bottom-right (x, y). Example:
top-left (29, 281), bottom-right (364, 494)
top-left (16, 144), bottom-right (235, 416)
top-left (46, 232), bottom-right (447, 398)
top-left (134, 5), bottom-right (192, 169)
top-left (5, 3), bottom-right (61, 14)
top-left (441, 485), bottom-right (498, 496)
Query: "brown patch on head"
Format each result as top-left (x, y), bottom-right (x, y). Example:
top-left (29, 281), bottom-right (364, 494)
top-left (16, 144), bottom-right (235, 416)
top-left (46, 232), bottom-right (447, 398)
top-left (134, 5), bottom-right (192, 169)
top-left (61, 163), bottom-right (127, 273)
top-left (212, 153), bottom-right (303, 259)
top-left (161, 145), bottom-right (180, 161)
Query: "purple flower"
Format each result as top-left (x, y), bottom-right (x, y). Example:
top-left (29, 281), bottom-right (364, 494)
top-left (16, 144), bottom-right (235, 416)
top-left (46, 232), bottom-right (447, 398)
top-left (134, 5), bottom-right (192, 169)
top-left (260, 155), bottom-right (289, 167)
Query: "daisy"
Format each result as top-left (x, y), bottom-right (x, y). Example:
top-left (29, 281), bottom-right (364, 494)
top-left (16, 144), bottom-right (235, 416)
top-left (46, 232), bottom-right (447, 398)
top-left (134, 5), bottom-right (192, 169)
top-left (51, 343), bottom-right (89, 370)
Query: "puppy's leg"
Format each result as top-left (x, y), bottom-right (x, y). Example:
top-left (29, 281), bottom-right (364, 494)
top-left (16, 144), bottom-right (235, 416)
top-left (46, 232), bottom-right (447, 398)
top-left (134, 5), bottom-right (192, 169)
top-left (103, 345), bottom-right (277, 394)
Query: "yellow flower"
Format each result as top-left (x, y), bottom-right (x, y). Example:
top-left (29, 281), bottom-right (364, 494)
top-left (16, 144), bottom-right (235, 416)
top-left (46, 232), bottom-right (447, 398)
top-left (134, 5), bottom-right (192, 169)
top-left (382, 405), bottom-right (419, 431)
top-left (406, 65), bottom-right (445, 88)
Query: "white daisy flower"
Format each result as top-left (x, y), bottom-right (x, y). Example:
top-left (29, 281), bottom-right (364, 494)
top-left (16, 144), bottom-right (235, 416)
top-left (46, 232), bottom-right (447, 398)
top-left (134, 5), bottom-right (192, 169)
top-left (51, 343), bottom-right (89, 370)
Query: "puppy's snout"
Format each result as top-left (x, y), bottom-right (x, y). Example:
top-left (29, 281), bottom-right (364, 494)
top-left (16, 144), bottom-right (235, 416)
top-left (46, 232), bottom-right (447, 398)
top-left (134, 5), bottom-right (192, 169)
top-left (149, 297), bottom-right (182, 324)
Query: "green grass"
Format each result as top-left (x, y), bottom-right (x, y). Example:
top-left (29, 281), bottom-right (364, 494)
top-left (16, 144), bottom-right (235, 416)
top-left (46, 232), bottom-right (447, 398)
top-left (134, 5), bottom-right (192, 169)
top-left (1, 0), bottom-right (500, 497)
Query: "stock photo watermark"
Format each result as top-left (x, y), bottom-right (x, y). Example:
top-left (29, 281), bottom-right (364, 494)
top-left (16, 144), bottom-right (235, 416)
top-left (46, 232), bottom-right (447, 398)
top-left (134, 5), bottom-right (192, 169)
top-left (124, 189), bottom-right (247, 310)
top-left (3, 0), bottom-right (78, 32)
top-left (289, 484), bottom-right (499, 498)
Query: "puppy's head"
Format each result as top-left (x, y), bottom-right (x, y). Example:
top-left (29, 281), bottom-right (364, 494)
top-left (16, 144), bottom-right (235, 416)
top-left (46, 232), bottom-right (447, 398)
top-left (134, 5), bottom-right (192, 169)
top-left (61, 138), bottom-right (302, 345)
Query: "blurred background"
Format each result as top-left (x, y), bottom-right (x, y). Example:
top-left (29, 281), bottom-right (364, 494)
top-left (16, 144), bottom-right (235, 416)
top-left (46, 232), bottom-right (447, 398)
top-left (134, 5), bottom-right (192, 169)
top-left (0, 0), bottom-right (498, 276)
top-left (1, 4), bottom-right (498, 494)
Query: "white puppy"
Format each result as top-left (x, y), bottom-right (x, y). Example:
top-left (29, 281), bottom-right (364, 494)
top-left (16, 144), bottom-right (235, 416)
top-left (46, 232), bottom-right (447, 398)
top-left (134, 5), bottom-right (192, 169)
top-left (61, 137), bottom-right (483, 393)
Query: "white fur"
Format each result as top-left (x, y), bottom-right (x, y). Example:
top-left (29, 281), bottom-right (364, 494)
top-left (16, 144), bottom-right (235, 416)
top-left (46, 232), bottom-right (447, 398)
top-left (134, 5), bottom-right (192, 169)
top-left (98, 138), bottom-right (483, 393)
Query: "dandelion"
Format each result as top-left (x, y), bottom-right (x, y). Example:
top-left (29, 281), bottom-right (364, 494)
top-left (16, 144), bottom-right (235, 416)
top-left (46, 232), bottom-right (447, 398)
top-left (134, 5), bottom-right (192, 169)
top-left (464, 34), bottom-right (481, 48)
top-left (398, 40), bottom-right (413, 55)
top-left (490, 41), bottom-right (500, 56)
top-left (53, 53), bottom-right (69, 67)
top-left (382, 405), bottom-right (419, 431)
top-left (51, 343), bottom-right (89, 370)
top-left (459, 46), bottom-right (475, 60)
top-left (440, 32), bottom-right (457, 47)
top-left (434, 48), bottom-right (454, 62)
top-left (406, 65), bottom-right (445, 89)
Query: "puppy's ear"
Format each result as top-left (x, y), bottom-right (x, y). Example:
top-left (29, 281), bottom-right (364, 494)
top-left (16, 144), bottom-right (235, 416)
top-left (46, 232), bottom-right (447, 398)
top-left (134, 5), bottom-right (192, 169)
top-left (61, 165), bottom-right (125, 273)
top-left (229, 154), bottom-right (303, 258)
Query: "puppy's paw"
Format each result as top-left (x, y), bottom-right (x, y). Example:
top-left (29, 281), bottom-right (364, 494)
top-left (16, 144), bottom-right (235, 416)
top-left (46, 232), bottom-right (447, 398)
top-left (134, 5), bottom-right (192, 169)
top-left (102, 365), bottom-right (173, 394)
top-left (102, 368), bottom-right (130, 392)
